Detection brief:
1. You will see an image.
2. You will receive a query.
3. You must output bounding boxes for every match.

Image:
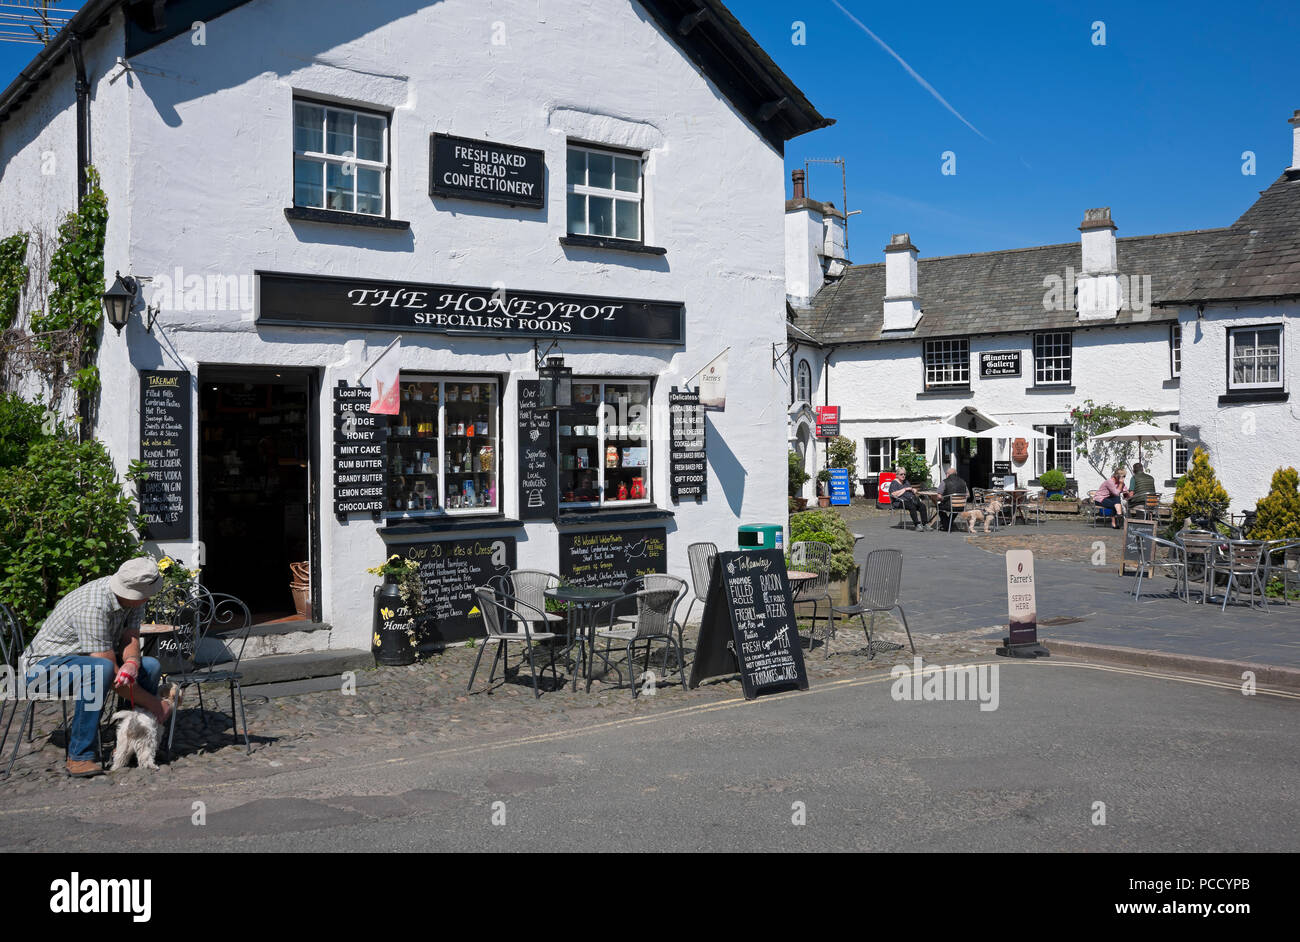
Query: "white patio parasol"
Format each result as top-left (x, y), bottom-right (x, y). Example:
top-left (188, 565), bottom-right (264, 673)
top-left (1087, 422), bottom-right (1182, 448)
top-left (973, 422), bottom-right (1052, 441)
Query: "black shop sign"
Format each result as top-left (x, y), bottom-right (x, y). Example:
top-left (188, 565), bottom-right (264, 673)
top-left (333, 382), bottom-right (388, 517)
top-left (138, 370), bottom-right (192, 540)
top-left (517, 380), bottom-right (557, 520)
top-left (560, 527), bottom-right (667, 615)
top-left (257, 271), bottom-right (684, 345)
top-left (394, 536), bottom-right (517, 648)
top-left (430, 133), bottom-right (545, 208)
top-left (689, 549), bottom-right (808, 699)
top-left (979, 351), bottom-right (1021, 378)
top-left (669, 387), bottom-right (707, 502)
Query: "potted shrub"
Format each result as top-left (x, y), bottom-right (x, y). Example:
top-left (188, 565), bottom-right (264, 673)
top-left (1039, 468), bottom-right (1067, 498)
top-left (815, 468), bottom-right (831, 507)
top-left (788, 508), bottom-right (859, 607)
top-left (788, 449), bottom-right (810, 510)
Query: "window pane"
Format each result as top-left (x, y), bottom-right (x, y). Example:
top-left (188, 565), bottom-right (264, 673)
top-left (294, 158), bottom-right (323, 208)
top-left (356, 167), bottom-right (383, 215)
top-left (443, 381), bottom-right (497, 511)
top-left (325, 162), bottom-right (354, 212)
top-left (325, 109), bottom-right (353, 156)
top-left (294, 103), bottom-right (323, 152)
top-left (567, 194), bottom-right (587, 235)
top-left (388, 381), bottom-right (442, 513)
top-left (614, 156), bottom-right (639, 192)
top-left (601, 383), bottom-right (650, 503)
top-left (558, 399), bottom-right (600, 505)
top-left (614, 199), bottom-right (639, 240)
top-left (566, 148), bottom-right (585, 187)
top-left (356, 114), bottom-right (385, 162)
top-left (587, 151), bottom-right (613, 190)
top-left (588, 196), bottom-right (613, 237)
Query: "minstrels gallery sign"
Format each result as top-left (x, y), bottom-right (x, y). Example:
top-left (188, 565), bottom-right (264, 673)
top-left (979, 350), bottom-right (1021, 378)
top-left (257, 272), bottom-right (684, 344)
top-left (429, 133), bottom-right (545, 208)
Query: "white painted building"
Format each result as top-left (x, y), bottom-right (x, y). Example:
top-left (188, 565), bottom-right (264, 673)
top-left (0, 0), bottom-right (830, 650)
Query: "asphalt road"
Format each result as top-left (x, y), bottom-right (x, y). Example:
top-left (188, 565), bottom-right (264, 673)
top-left (2, 658), bottom-right (1296, 852)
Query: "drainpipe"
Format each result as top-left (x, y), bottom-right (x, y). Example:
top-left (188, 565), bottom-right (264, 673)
top-left (69, 34), bottom-right (89, 207)
top-left (822, 349), bottom-right (833, 480)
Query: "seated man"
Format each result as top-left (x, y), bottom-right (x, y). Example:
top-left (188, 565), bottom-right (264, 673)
top-left (936, 467), bottom-right (970, 531)
top-left (1128, 462), bottom-right (1157, 505)
top-left (889, 467), bottom-right (932, 531)
top-left (20, 558), bottom-right (172, 777)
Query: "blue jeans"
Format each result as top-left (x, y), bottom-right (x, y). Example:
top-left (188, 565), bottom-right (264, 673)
top-left (24, 655), bottom-right (161, 761)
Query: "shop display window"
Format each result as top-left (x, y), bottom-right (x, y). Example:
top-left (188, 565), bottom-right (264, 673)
top-left (387, 377), bottom-right (498, 515)
top-left (558, 379), bottom-right (651, 507)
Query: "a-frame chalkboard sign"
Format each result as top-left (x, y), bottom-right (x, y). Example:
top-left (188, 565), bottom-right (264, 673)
top-left (688, 549), bottom-right (809, 699)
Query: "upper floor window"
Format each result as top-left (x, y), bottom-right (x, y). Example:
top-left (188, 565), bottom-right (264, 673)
top-left (566, 145), bottom-right (643, 241)
top-left (1228, 325), bottom-right (1283, 390)
top-left (294, 100), bottom-right (389, 216)
top-left (1171, 422), bottom-right (1188, 477)
top-left (796, 360), bottom-right (812, 403)
top-left (1169, 324), bottom-right (1182, 378)
top-left (923, 339), bottom-right (969, 390)
top-left (1034, 331), bottom-right (1073, 385)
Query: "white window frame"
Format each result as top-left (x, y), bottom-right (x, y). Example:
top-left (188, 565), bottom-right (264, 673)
top-left (1171, 422), bottom-right (1188, 477)
top-left (1034, 331), bottom-right (1073, 386)
top-left (558, 378), bottom-right (653, 509)
top-left (923, 339), bottom-right (970, 390)
top-left (864, 438), bottom-right (892, 476)
top-left (1169, 323), bottom-right (1182, 378)
top-left (796, 360), bottom-right (812, 403)
top-left (1033, 424), bottom-right (1073, 476)
top-left (1227, 325), bottom-right (1284, 390)
top-left (566, 144), bottom-right (644, 242)
top-left (293, 99), bottom-right (390, 217)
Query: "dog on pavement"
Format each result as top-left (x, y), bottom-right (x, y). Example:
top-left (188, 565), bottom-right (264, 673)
top-left (109, 683), bottom-right (181, 771)
top-left (958, 499), bottom-right (1003, 534)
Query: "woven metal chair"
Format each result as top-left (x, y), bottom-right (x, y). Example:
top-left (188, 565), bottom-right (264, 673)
top-left (593, 588), bottom-right (684, 697)
top-left (789, 541), bottom-right (834, 653)
top-left (164, 592), bottom-right (254, 755)
top-left (618, 573), bottom-right (689, 687)
top-left (830, 549), bottom-right (914, 658)
top-left (683, 542), bottom-right (717, 629)
top-left (1210, 540), bottom-right (1269, 613)
top-left (506, 569), bottom-right (565, 631)
top-left (1131, 532), bottom-right (1188, 603)
top-left (468, 585), bottom-right (559, 698)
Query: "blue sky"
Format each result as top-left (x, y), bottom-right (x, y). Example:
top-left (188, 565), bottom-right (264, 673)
top-left (1, 1), bottom-right (1296, 258)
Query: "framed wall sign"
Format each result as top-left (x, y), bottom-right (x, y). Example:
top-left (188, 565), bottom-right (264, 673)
top-left (815, 405), bottom-right (840, 438)
top-left (979, 351), bottom-right (1021, 378)
top-left (429, 133), bottom-right (545, 208)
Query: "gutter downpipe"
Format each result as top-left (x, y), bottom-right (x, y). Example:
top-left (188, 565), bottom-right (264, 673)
top-left (69, 34), bottom-right (89, 207)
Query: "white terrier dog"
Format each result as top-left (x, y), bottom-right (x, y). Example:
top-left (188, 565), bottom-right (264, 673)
top-left (109, 684), bottom-right (180, 771)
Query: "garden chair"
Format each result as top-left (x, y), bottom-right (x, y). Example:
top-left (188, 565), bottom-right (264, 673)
top-left (1020, 492), bottom-right (1045, 527)
top-left (593, 588), bottom-right (685, 697)
top-left (467, 585), bottom-right (559, 699)
top-left (1130, 532), bottom-right (1188, 603)
top-left (944, 494), bottom-right (968, 533)
top-left (164, 592), bottom-right (254, 755)
top-left (683, 542), bottom-right (717, 630)
top-left (830, 550), bottom-right (914, 658)
top-left (1210, 541), bottom-right (1269, 613)
top-left (506, 569), bottom-right (564, 629)
top-left (618, 573), bottom-right (689, 687)
top-left (1175, 530), bottom-right (1220, 604)
top-left (789, 541), bottom-right (834, 653)
top-left (1263, 540), bottom-right (1300, 606)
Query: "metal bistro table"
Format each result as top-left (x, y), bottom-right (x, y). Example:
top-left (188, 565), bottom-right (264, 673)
top-left (545, 585), bottom-right (624, 692)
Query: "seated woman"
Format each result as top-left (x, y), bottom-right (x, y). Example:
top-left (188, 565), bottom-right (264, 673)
top-left (1093, 467), bottom-right (1131, 529)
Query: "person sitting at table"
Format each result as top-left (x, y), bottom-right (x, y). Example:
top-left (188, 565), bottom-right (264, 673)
top-left (1128, 462), bottom-right (1157, 503)
top-left (1092, 467), bottom-right (1131, 529)
top-left (19, 558), bottom-right (174, 777)
top-left (889, 467), bottom-right (932, 531)
top-left (936, 467), bottom-right (970, 531)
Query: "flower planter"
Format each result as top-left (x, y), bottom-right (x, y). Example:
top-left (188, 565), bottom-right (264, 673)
top-left (817, 496), bottom-right (831, 508)
top-left (1041, 499), bottom-right (1080, 514)
top-left (373, 576), bottom-right (417, 667)
top-left (831, 565), bottom-right (861, 608)
top-left (791, 497), bottom-right (809, 511)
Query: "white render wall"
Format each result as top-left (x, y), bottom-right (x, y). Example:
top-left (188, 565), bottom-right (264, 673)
top-left (1176, 301), bottom-right (1299, 513)
top-left (0, 0), bottom-right (797, 649)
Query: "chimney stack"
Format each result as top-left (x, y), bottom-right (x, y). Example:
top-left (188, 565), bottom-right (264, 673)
top-left (882, 233), bottom-right (921, 331)
top-left (792, 168), bottom-right (806, 199)
top-left (1077, 207), bottom-right (1121, 320)
top-left (1289, 109), bottom-right (1300, 173)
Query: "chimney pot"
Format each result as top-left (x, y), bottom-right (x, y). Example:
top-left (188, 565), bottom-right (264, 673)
top-left (792, 169), bottom-right (806, 199)
top-left (1289, 109), bottom-right (1300, 171)
top-left (1079, 207), bottom-right (1116, 231)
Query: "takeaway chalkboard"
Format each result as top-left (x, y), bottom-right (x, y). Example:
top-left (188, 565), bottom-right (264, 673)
top-left (688, 550), bottom-right (808, 699)
top-left (669, 387), bottom-right (707, 502)
top-left (517, 380), bottom-right (557, 520)
top-left (394, 536), bottom-right (517, 647)
top-left (333, 382), bottom-right (388, 517)
top-left (560, 527), bottom-right (666, 614)
top-left (429, 133), bottom-right (545, 208)
top-left (138, 370), bottom-right (191, 540)
top-left (1119, 517), bottom-right (1157, 576)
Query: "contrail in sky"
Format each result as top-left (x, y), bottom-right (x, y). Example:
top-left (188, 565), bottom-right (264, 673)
top-left (829, 0), bottom-right (992, 143)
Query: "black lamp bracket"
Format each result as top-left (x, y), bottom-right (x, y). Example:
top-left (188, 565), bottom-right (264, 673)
top-left (771, 340), bottom-right (798, 368)
top-left (533, 339), bottom-right (562, 372)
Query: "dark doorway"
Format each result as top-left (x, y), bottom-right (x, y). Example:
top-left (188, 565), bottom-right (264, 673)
top-left (969, 439), bottom-right (993, 490)
top-left (199, 370), bottom-right (313, 622)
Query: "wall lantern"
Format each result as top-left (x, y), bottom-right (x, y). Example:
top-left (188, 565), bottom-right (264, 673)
top-left (538, 355), bottom-right (572, 409)
top-left (102, 271), bottom-right (161, 335)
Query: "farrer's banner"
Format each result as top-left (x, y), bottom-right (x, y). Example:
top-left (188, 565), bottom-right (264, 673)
top-left (257, 271), bottom-right (684, 345)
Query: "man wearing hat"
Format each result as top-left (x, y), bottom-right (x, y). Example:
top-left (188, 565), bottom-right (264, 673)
top-left (21, 558), bottom-right (172, 777)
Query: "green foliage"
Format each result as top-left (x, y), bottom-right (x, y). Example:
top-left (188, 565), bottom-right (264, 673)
top-left (894, 443), bottom-right (932, 489)
top-left (1067, 399), bottom-right (1158, 478)
top-left (0, 391), bottom-right (53, 470)
top-left (0, 434), bottom-right (142, 633)
top-left (0, 232), bottom-right (29, 329)
top-left (788, 448), bottom-right (809, 496)
top-left (788, 509), bottom-right (856, 582)
top-left (365, 553), bottom-right (424, 612)
top-left (1169, 446), bottom-right (1230, 534)
top-left (1250, 467), bottom-right (1300, 541)
top-left (1039, 468), bottom-right (1067, 491)
top-left (826, 435), bottom-right (857, 470)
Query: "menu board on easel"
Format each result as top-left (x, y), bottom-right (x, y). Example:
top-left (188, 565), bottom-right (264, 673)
top-left (138, 370), bottom-right (192, 540)
top-left (517, 380), bottom-right (557, 520)
top-left (1119, 517), bottom-right (1157, 576)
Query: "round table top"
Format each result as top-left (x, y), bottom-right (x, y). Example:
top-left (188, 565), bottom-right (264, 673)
top-left (139, 623), bottom-right (177, 635)
top-left (545, 585), bottom-right (623, 604)
top-left (786, 570), bottom-right (818, 583)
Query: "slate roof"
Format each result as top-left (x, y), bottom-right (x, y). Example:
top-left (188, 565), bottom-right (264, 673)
top-left (1160, 173), bottom-right (1300, 303)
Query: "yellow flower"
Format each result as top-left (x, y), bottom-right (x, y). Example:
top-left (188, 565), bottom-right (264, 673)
top-left (157, 557), bottom-right (173, 572)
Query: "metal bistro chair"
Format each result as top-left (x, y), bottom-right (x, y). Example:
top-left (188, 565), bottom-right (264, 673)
top-left (789, 541), bottom-right (834, 654)
top-left (165, 592), bottom-right (254, 755)
top-left (1210, 540), bottom-right (1269, 613)
top-left (683, 542), bottom-right (718, 630)
top-left (468, 585), bottom-right (559, 699)
top-left (1263, 540), bottom-right (1300, 606)
top-left (1175, 530), bottom-right (1220, 604)
top-left (1131, 532), bottom-right (1188, 603)
top-left (506, 569), bottom-right (565, 634)
top-left (1021, 491), bottom-right (1045, 528)
top-left (1132, 494), bottom-right (1161, 521)
top-left (944, 494), bottom-right (968, 533)
top-left (831, 549), bottom-right (915, 658)
top-left (617, 573), bottom-right (690, 688)
top-left (593, 588), bottom-right (684, 697)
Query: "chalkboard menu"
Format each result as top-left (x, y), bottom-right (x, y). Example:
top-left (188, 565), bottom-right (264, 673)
top-left (393, 536), bottom-right (517, 647)
top-left (429, 133), bottom-right (546, 208)
top-left (689, 549), bottom-right (808, 699)
top-left (669, 387), bottom-right (707, 502)
top-left (560, 527), bottom-right (666, 613)
top-left (517, 380), bottom-right (557, 520)
top-left (1119, 517), bottom-right (1157, 576)
top-left (333, 381), bottom-right (388, 518)
top-left (138, 370), bottom-right (191, 540)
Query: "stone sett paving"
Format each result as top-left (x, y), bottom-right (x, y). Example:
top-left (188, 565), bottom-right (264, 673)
top-left (0, 620), bottom-right (990, 800)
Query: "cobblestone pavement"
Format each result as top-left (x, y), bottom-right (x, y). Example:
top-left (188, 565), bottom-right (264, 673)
top-left (0, 618), bottom-right (988, 801)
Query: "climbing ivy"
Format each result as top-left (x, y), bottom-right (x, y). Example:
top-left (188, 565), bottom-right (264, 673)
top-left (0, 233), bottom-right (29, 329)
